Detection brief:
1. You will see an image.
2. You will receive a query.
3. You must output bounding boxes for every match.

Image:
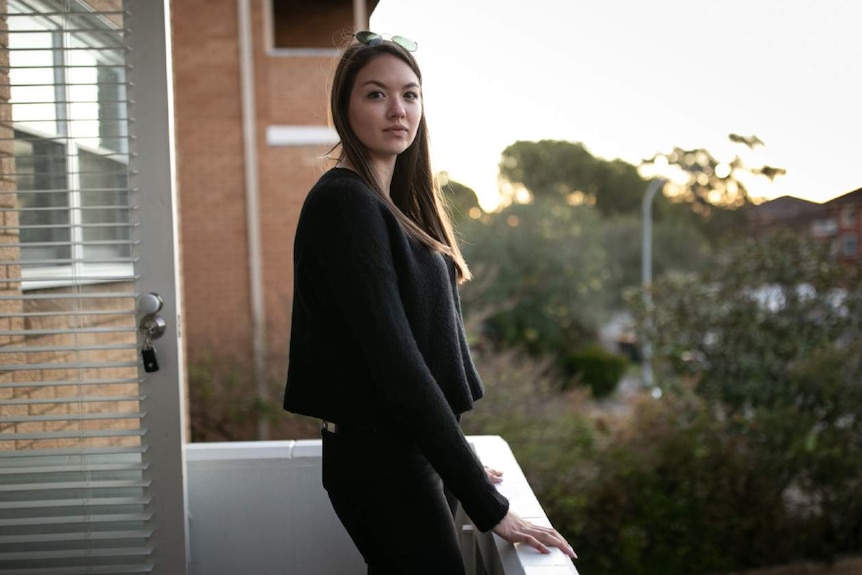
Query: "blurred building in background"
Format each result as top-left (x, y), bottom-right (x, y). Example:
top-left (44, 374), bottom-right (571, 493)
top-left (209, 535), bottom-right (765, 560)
top-left (749, 186), bottom-right (862, 266)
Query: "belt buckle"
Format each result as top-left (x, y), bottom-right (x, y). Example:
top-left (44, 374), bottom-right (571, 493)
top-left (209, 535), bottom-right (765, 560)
top-left (321, 420), bottom-right (339, 434)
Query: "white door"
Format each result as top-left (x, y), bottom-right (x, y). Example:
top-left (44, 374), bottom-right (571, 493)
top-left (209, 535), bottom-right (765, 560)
top-left (0, 1), bottom-right (188, 573)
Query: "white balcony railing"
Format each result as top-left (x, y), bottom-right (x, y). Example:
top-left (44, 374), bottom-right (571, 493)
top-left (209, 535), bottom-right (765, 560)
top-left (186, 435), bottom-right (579, 575)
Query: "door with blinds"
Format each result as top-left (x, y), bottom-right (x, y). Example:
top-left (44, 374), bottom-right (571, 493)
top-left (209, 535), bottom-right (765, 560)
top-left (0, 1), bottom-right (188, 573)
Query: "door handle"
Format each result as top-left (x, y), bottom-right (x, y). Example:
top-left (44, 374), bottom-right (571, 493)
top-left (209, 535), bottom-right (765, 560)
top-left (137, 292), bottom-right (166, 340)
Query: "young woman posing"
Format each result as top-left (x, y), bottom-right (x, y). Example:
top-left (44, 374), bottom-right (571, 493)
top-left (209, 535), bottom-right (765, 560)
top-left (284, 32), bottom-right (576, 574)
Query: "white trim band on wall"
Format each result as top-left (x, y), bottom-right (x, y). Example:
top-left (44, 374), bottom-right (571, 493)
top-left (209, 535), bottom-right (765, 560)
top-left (266, 125), bottom-right (339, 147)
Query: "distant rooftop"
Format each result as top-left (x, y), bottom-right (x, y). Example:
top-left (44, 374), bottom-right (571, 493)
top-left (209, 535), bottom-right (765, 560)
top-left (750, 195), bottom-right (823, 222)
top-left (751, 186), bottom-right (862, 220)
top-left (827, 186), bottom-right (862, 205)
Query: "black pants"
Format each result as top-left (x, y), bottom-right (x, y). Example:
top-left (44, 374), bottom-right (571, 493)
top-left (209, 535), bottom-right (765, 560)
top-left (322, 429), bottom-right (466, 575)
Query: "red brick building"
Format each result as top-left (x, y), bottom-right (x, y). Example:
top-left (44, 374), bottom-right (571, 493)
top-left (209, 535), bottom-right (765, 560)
top-left (824, 188), bottom-right (862, 265)
top-left (749, 187), bottom-right (862, 265)
top-left (171, 0), bottom-right (378, 376)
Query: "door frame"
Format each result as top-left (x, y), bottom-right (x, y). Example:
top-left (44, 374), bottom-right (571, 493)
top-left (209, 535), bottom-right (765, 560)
top-left (127, 1), bottom-right (189, 572)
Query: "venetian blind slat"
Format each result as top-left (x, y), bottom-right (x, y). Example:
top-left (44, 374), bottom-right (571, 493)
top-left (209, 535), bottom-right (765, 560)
top-left (0, 2), bottom-right (158, 574)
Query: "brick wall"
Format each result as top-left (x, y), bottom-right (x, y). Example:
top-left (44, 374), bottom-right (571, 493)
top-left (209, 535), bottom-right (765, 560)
top-left (171, 0), bottom-right (345, 380)
top-left (171, 0), bottom-right (252, 363)
top-left (251, 0), bottom-right (336, 363)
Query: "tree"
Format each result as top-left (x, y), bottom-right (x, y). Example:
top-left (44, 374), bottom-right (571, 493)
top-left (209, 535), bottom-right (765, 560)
top-left (452, 144), bottom-right (710, 380)
top-left (626, 231), bottom-right (862, 562)
top-left (641, 133), bottom-right (787, 239)
top-left (499, 140), bottom-right (646, 217)
top-left (458, 196), bottom-right (612, 358)
top-left (600, 212), bottom-right (711, 306)
top-left (643, 133), bottom-right (786, 210)
top-left (439, 172), bottom-right (481, 222)
top-left (638, 232), bottom-right (860, 409)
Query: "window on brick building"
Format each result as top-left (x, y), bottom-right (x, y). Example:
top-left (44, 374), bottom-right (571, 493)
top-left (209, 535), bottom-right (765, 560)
top-left (812, 217), bottom-right (837, 237)
top-left (840, 205), bottom-right (856, 228)
top-left (7, 7), bottom-right (131, 287)
top-left (842, 233), bottom-right (858, 257)
top-left (270, 0), bottom-right (355, 50)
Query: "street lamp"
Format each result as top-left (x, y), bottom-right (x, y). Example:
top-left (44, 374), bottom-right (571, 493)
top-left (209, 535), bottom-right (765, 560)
top-left (642, 178), bottom-right (666, 391)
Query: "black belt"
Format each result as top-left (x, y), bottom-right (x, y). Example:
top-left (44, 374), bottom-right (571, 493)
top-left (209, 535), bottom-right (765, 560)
top-left (321, 420), bottom-right (377, 435)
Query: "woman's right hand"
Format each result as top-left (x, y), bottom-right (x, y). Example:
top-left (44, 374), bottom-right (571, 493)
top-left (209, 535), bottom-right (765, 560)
top-left (491, 511), bottom-right (577, 559)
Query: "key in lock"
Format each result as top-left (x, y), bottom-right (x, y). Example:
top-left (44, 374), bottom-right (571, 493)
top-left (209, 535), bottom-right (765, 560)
top-left (139, 313), bottom-right (166, 373)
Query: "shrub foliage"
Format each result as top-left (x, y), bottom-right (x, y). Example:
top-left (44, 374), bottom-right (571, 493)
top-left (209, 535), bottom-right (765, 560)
top-left (467, 232), bottom-right (862, 575)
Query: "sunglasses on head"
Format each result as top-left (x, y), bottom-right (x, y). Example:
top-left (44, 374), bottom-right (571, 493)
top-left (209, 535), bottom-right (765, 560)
top-left (354, 31), bottom-right (418, 52)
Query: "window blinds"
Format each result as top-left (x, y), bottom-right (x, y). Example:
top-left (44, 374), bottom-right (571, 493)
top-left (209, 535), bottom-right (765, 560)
top-left (0, 1), bottom-right (154, 573)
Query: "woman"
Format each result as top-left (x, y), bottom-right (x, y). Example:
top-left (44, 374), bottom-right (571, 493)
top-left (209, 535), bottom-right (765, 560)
top-left (284, 31), bottom-right (576, 574)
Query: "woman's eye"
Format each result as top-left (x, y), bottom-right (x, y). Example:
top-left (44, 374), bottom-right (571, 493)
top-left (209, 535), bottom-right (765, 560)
top-left (367, 91), bottom-right (385, 99)
top-left (404, 91), bottom-right (420, 100)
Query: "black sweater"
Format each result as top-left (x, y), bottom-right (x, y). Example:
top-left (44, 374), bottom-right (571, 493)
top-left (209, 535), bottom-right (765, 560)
top-left (284, 168), bottom-right (509, 531)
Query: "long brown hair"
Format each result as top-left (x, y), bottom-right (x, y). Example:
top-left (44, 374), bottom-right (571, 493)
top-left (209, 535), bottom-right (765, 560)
top-left (329, 39), bottom-right (471, 282)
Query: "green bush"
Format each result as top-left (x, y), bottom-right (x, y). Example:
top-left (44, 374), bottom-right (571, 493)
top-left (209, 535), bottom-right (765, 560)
top-left (462, 345), bottom-right (597, 552)
top-left (561, 345), bottom-right (628, 398)
top-left (464, 311), bottom-right (862, 575)
top-left (187, 351), bottom-right (319, 442)
top-left (610, 232), bottom-right (862, 572)
top-left (570, 392), bottom-right (797, 575)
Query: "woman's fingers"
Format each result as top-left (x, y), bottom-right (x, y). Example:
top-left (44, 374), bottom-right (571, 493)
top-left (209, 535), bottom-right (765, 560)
top-left (492, 512), bottom-right (577, 559)
top-left (521, 534), bottom-right (550, 554)
top-left (484, 465), bottom-right (503, 484)
top-left (523, 525), bottom-right (574, 557)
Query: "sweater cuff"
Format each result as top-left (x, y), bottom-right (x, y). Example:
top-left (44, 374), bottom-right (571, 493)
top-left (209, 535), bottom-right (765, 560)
top-left (462, 485), bottom-right (510, 532)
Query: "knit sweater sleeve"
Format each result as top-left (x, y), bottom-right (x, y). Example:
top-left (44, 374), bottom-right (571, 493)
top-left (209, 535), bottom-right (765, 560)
top-left (302, 177), bottom-right (509, 531)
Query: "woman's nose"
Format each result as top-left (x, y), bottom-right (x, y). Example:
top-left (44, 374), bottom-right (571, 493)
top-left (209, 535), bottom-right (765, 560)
top-left (388, 100), bottom-right (406, 118)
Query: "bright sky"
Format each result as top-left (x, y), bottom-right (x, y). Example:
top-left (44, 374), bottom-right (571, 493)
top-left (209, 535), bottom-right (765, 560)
top-left (371, 0), bottom-right (862, 210)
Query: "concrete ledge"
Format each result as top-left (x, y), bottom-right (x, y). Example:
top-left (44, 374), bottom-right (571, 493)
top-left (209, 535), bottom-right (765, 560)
top-left (460, 436), bottom-right (580, 575)
top-left (184, 440), bottom-right (296, 461)
top-left (184, 440), bottom-right (324, 461)
top-left (186, 439), bottom-right (358, 575)
top-left (185, 436), bottom-right (578, 575)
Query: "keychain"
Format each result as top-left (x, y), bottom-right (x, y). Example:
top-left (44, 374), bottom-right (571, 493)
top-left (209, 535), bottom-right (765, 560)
top-left (142, 334), bottom-right (160, 373)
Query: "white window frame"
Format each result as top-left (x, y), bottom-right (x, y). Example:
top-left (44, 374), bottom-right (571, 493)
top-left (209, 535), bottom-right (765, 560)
top-left (8, 4), bottom-right (134, 290)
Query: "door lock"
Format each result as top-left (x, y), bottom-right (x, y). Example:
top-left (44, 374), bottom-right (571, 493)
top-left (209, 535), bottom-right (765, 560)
top-left (140, 314), bottom-right (167, 340)
top-left (137, 292), bottom-right (167, 373)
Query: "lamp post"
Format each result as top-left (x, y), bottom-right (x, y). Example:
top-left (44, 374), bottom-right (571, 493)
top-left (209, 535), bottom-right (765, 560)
top-left (642, 178), bottom-right (666, 390)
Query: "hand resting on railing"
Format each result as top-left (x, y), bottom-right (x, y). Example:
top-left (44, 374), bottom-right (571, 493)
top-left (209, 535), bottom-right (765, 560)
top-left (492, 512), bottom-right (578, 559)
top-left (484, 465), bottom-right (504, 484)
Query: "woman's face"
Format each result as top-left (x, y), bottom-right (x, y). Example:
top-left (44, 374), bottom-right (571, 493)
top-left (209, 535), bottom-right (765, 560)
top-left (348, 54), bottom-right (422, 166)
